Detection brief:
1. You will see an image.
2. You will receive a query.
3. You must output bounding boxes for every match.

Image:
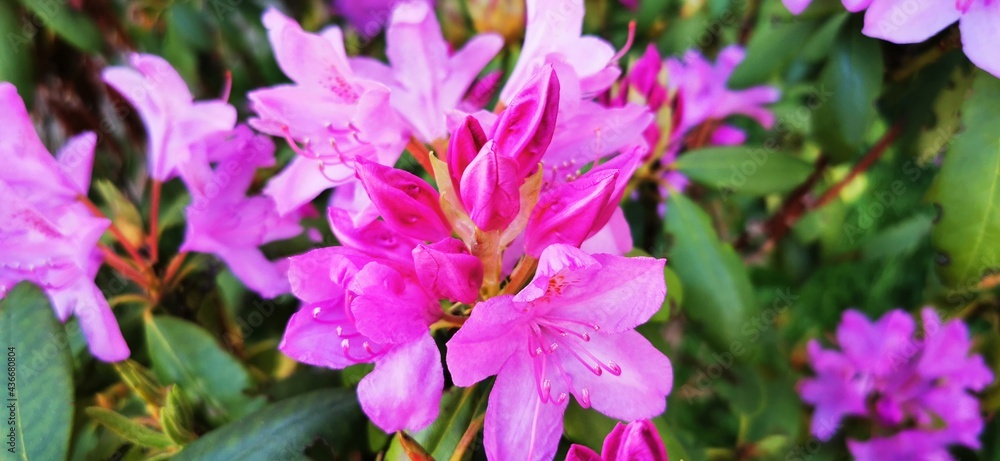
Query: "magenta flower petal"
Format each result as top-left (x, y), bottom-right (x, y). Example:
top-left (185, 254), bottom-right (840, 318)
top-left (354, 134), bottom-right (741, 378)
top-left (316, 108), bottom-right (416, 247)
top-left (348, 262), bottom-right (440, 344)
top-left (862, 0), bottom-right (961, 43)
top-left (447, 115), bottom-right (489, 187)
top-left (564, 331), bottom-right (672, 420)
top-left (263, 7), bottom-right (355, 94)
top-left (566, 445), bottom-right (603, 461)
top-left (68, 281), bottom-right (130, 362)
top-left (836, 309), bottom-right (915, 376)
top-left (412, 239), bottom-right (484, 304)
top-left (328, 207), bottom-right (421, 266)
top-left (354, 159), bottom-right (451, 241)
top-left (959, 2), bottom-right (1000, 78)
top-left (492, 66), bottom-right (560, 179)
top-left (446, 245), bottom-right (671, 458)
top-left (446, 295), bottom-right (527, 386)
top-left (279, 302), bottom-right (356, 369)
top-left (460, 141), bottom-right (522, 231)
top-left (500, 0), bottom-right (618, 102)
top-left (102, 54), bottom-right (236, 181)
top-left (54, 132), bottom-right (97, 195)
top-left (352, 0), bottom-right (501, 142)
top-left (800, 340), bottom-right (869, 440)
top-left (580, 420), bottom-right (670, 461)
top-left (525, 171), bottom-right (618, 256)
top-left (484, 352), bottom-right (568, 461)
top-left (358, 334), bottom-right (444, 432)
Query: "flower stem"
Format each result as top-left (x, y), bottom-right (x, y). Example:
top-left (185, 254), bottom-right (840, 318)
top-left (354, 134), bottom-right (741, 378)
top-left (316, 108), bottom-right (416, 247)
top-left (406, 137), bottom-right (434, 175)
top-left (148, 179), bottom-right (162, 263)
top-left (79, 195), bottom-right (149, 268)
top-left (98, 244), bottom-right (151, 290)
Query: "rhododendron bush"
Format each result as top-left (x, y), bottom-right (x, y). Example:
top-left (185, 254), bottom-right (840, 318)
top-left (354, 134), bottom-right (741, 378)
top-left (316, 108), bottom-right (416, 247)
top-left (2, 0), bottom-right (999, 459)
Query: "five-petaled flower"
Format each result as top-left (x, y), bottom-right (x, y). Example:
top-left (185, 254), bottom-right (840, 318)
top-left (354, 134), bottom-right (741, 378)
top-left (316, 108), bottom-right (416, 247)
top-left (447, 244), bottom-right (673, 461)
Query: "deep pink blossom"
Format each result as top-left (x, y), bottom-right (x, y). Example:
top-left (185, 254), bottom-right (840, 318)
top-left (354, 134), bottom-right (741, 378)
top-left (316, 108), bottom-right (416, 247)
top-left (278, 245), bottom-right (444, 432)
top-left (250, 8), bottom-right (406, 214)
top-left (349, 1), bottom-right (503, 142)
top-left (102, 54), bottom-right (237, 181)
top-left (446, 245), bottom-right (672, 461)
top-left (495, 0), bottom-right (652, 186)
top-left (0, 82), bottom-right (129, 362)
top-left (566, 420), bottom-right (669, 461)
top-left (800, 308), bottom-right (993, 460)
top-left (179, 126), bottom-right (304, 298)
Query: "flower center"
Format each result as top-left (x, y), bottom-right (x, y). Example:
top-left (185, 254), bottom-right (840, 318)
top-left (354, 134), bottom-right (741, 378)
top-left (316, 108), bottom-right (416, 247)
top-left (309, 303), bottom-right (387, 363)
top-left (527, 318), bottom-right (621, 408)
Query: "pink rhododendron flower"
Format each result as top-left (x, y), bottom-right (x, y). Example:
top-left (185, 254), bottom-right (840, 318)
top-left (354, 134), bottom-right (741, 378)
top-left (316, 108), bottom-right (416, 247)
top-left (349, 1), bottom-right (503, 143)
top-left (179, 126), bottom-right (304, 298)
top-left (250, 8), bottom-right (407, 214)
top-left (566, 420), bottom-right (669, 461)
top-left (102, 54), bottom-right (237, 181)
top-left (491, 0), bottom-right (652, 189)
top-left (864, 0), bottom-right (1000, 77)
top-left (667, 46), bottom-right (780, 147)
top-left (500, 0), bottom-right (621, 103)
top-left (800, 308), bottom-right (994, 460)
top-left (278, 245), bottom-right (446, 432)
top-left (0, 82), bottom-right (129, 362)
top-left (446, 244), bottom-right (673, 461)
top-left (782, 0), bottom-right (999, 78)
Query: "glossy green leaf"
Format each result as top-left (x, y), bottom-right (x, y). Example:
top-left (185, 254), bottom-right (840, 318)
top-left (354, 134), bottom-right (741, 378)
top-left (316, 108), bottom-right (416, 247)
top-left (929, 72), bottom-right (1000, 289)
top-left (812, 19), bottom-right (884, 162)
top-left (729, 20), bottom-right (818, 88)
top-left (0, 283), bottom-right (74, 461)
top-left (665, 194), bottom-right (755, 350)
top-left (84, 407), bottom-right (174, 449)
top-left (178, 389), bottom-right (361, 460)
top-left (384, 383), bottom-right (491, 460)
top-left (144, 315), bottom-right (265, 426)
top-left (15, 0), bottom-right (102, 53)
top-left (674, 146), bottom-right (814, 196)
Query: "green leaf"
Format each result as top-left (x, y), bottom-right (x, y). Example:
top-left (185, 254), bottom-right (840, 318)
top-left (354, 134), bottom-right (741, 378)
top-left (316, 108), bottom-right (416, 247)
top-left (0, 2), bottom-right (34, 104)
top-left (861, 213), bottom-right (933, 261)
top-left (162, 386), bottom-right (196, 445)
top-left (812, 19), bottom-right (884, 162)
top-left (665, 194), bottom-right (755, 350)
top-left (15, 0), bottom-right (102, 52)
top-left (729, 19), bottom-right (818, 88)
top-left (0, 283), bottom-right (74, 461)
top-left (674, 146), bottom-right (814, 196)
top-left (929, 72), bottom-right (1000, 289)
top-left (144, 315), bottom-right (265, 426)
top-left (652, 266), bottom-right (683, 322)
top-left (178, 389), bottom-right (361, 460)
top-left (384, 384), bottom-right (491, 460)
top-left (84, 407), bottom-right (174, 449)
top-left (113, 360), bottom-right (165, 408)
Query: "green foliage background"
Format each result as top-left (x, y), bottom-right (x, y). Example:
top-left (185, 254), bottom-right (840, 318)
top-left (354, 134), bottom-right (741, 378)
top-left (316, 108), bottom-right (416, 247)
top-left (1, 0), bottom-right (998, 460)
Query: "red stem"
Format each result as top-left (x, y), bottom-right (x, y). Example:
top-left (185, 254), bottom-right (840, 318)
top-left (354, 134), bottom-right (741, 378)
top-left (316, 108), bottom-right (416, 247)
top-left (148, 180), bottom-right (161, 263)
